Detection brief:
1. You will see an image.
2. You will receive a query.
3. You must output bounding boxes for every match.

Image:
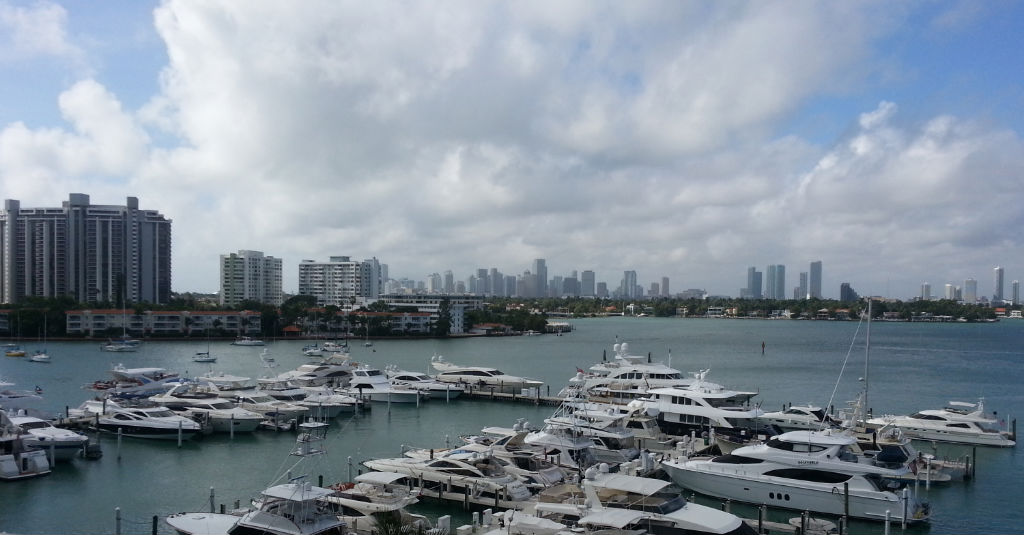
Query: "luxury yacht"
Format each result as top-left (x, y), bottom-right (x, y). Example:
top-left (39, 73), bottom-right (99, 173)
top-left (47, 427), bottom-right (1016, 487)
top-left (0, 429), bottom-right (50, 480)
top-left (323, 471), bottom-right (432, 535)
top-left (1, 410), bottom-right (89, 461)
top-left (230, 336), bottom-right (265, 346)
top-left (568, 341), bottom-right (692, 403)
top-left (88, 365), bottom-right (183, 398)
top-left (759, 404), bottom-right (842, 432)
top-left (431, 355), bottom-right (543, 391)
top-left (231, 391), bottom-right (310, 421)
top-left (633, 369), bottom-right (773, 438)
top-left (865, 398), bottom-right (1015, 447)
top-left (362, 450), bottom-right (534, 509)
top-left (278, 354), bottom-right (357, 388)
top-left (384, 365), bottom-right (465, 399)
top-left (402, 443), bottom-right (567, 491)
top-left (72, 399), bottom-right (204, 440)
top-left (661, 429), bottom-right (931, 523)
top-left (339, 366), bottom-right (425, 404)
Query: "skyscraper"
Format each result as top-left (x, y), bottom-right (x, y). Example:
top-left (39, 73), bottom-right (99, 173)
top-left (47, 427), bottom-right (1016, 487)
top-left (0, 194), bottom-right (171, 304)
top-left (622, 270), bottom-right (638, 299)
top-left (532, 259), bottom-right (547, 298)
top-left (661, 276), bottom-right (670, 297)
top-left (443, 270), bottom-right (454, 293)
top-left (839, 283), bottom-right (859, 302)
top-left (745, 267), bottom-right (762, 299)
top-left (1013, 280), bottom-right (1020, 306)
top-left (765, 265), bottom-right (785, 300)
top-left (921, 282), bottom-right (931, 301)
top-left (581, 270), bottom-right (595, 297)
top-left (298, 256), bottom-right (383, 307)
top-left (994, 266), bottom-right (1005, 302)
top-left (809, 261), bottom-right (822, 299)
top-left (798, 272), bottom-right (809, 300)
top-left (964, 278), bottom-right (977, 303)
top-left (219, 250), bottom-right (283, 307)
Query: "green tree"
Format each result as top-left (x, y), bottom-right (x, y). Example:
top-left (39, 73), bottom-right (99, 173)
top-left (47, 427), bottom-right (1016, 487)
top-left (432, 297), bottom-right (452, 337)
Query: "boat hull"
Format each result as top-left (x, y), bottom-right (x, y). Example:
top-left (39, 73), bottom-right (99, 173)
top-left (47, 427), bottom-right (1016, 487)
top-left (97, 422), bottom-right (202, 440)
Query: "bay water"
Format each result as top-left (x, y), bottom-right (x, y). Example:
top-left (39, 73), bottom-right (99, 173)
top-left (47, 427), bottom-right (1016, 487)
top-left (0, 317), bottom-right (1021, 534)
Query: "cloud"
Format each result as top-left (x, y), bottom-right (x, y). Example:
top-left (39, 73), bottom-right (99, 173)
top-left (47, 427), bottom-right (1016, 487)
top-left (0, 1), bottom-right (85, 66)
top-left (0, 1), bottom-right (1022, 299)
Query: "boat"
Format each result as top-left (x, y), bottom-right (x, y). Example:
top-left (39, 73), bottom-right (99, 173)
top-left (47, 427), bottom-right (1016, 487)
top-left (4, 345), bottom-right (26, 357)
top-left (296, 386), bottom-right (361, 418)
top-left (193, 352), bottom-right (217, 363)
top-left (231, 336), bottom-right (266, 346)
top-left (150, 382), bottom-right (264, 433)
top-left (1, 410), bottom-right (89, 462)
top-left (28, 350), bottom-right (51, 363)
top-left (760, 404), bottom-right (842, 432)
top-left (100, 339), bottom-right (138, 352)
top-left (632, 369), bottom-right (773, 439)
top-left (661, 429), bottom-right (931, 523)
top-left (302, 344), bottom-right (325, 357)
top-left (199, 372), bottom-right (257, 392)
top-left (71, 398), bottom-right (204, 440)
top-left (568, 341), bottom-right (692, 403)
top-left (430, 355), bottom-right (543, 392)
top-left (0, 380), bottom-right (44, 411)
top-left (255, 378), bottom-right (309, 402)
top-left (323, 472), bottom-right (434, 534)
top-left (277, 354), bottom-right (357, 388)
top-left (362, 449), bottom-right (534, 510)
top-left (340, 365), bottom-right (426, 404)
top-left (402, 442), bottom-right (567, 491)
top-left (383, 365), bottom-right (465, 399)
top-left (865, 398), bottom-right (1016, 448)
top-left (231, 391), bottom-right (310, 422)
top-left (87, 365), bottom-right (184, 398)
top-left (167, 421), bottom-right (348, 535)
top-left (538, 402), bottom-right (641, 465)
top-left (531, 463), bottom-right (758, 535)
top-left (0, 425), bottom-right (51, 480)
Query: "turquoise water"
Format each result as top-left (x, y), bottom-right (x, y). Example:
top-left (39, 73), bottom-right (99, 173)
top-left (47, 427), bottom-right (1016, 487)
top-left (0, 317), bottom-right (1021, 534)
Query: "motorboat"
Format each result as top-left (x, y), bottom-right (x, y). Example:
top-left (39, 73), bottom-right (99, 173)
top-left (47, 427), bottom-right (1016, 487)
top-left (384, 365), bottom-right (465, 399)
top-left (4, 345), bottom-right (26, 357)
top-left (540, 403), bottom-right (640, 465)
top-left (430, 355), bottom-right (543, 392)
top-left (323, 472), bottom-right (434, 534)
top-left (277, 354), bottom-right (357, 388)
top-left (302, 344), bottom-right (326, 357)
top-left (321, 341), bottom-right (349, 354)
top-left (0, 381), bottom-right (43, 411)
top-left (231, 391), bottom-right (310, 422)
top-left (760, 404), bottom-right (841, 432)
top-left (87, 365), bottom-right (183, 398)
top-left (230, 336), bottom-right (265, 346)
top-left (200, 372), bottom-right (257, 392)
top-left (72, 398), bottom-right (204, 440)
top-left (100, 339), bottom-right (138, 352)
top-left (150, 383), bottom-right (264, 434)
top-left (255, 378), bottom-right (309, 402)
top-left (633, 369), bottom-right (773, 439)
top-left (0, 429), bottom-right (50, 480)
top-left (296, 386), bottom-right (360, 418)
top-left (402, 443), bottom-right (567, 491)
top-left (1, 410), bottom-right (89, 461)
top-left (362, 450), bottom-right (534, 509)
top-left (531, 463), bottom-right (757, 535)
top-left (865, 398), bottom-right (1016, 447)
top-left (340, 365), bottom-right (425, 404)
top-left (568, 341), bottom-right (692, 403)
top-left (192, 352), bottom-right (216, 363)
top-left (661, 429), bottom-right (931, 523)
top-left (167, 422), bottom-right (347, 535)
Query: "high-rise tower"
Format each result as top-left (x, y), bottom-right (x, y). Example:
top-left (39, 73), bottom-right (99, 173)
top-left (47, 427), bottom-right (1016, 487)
top-left (994, 266), bottom-right (1005, 302)
top-left (809, 261), bottom-right (822, 299)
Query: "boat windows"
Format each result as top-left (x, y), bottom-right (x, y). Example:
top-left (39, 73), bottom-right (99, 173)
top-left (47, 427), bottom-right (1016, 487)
top-left (766, 437), bottom-right (828, 453)
top-left (763, 469), bottom-right (852, 484)
top-left (13, 421), bottom-right (50, 431)
top-left (946, 423), bottom-right (971, 429)
top-left (712, 454), bottom-right (764, 464)
top-left (910, 413), bottom-right (946, 421)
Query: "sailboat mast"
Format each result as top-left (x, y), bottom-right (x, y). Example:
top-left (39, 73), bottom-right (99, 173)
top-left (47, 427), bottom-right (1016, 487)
top-left (863, 298), bottom-right (871, 421)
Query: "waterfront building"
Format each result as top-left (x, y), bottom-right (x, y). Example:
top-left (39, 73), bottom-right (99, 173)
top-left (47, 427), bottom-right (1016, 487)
top-left (532, 259), bottom-right (547, 298)
top-left (798, 271), bottom-right (809, 300)
top-left (581, 270), bottom-right (595, 297)
top-left (379, 294), bottom-right (484, 334)
top-left (297, 256), bottom-right (383, 308)
top-left (809, 260), bottom-right (822, 299)
top-left (921, 282), bottom-right (931, 301)
top-left (65, 309), bottom-right (261, 337)
top-left (744, 267), bottom-right (763, 299)
top-left (219, 250), bottom-right (283, 307)
top-left (622, 270), bottom-right (638, 299)
top-left (964, 278), bottom-right (977, 303)
top-left (661, 276), bottom-right (670, 297)
top-left (0, 194), bottom-right (171, 304)
top-left (994, 266), bottom-right (1005, 302)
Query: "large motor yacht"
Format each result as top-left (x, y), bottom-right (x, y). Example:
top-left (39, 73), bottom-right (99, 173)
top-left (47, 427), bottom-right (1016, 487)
top-left (384, 365), bottom-right (465, 399)
top-left (568, 341), bottom-right (692, 403)
top-left (1, 411), bottom-right (89, 461)
top-left (339, 365), bottom-right (425, 404)
top-left (661, 429), bottom-right (931, 523)
top-left (73, 399), bottom-right (203, 440)
top-left (430, 356), bottom-right (543, 392)
top-left (865, 398), bottom-right (1015, 447)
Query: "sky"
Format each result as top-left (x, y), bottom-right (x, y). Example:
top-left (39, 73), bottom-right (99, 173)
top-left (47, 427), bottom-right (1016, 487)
top-left (1, 1), bottom-right (1023, 300)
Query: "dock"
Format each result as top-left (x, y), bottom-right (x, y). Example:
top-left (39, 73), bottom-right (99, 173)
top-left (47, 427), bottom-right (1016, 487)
top-left (458, 384), bottom-right (563, 405)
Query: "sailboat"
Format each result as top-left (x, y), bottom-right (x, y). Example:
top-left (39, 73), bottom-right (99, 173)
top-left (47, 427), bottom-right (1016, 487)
top-left (193, 331), bottom-right (216, 363)
top-left (5, 311), bottom-right (25, 357)
top-left (101, 308), bottom-right (141, 352)
top-left (29, 315), bottom-right (50, 363)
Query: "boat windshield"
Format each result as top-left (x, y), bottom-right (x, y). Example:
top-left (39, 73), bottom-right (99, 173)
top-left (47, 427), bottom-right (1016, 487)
top-left (15, 421), bottom-right (51, 431)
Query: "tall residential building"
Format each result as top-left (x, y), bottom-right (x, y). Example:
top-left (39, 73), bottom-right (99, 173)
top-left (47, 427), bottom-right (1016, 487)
top-left (743, 267), bottom-right (762, 299)
top-left (298, 256), bottom-right (383, 307)
top-left (993, 266), bottom-right (1005, 302)
top-left (219, 250), bottom-right (283, 307)
top-left (839, 283), bottom-right (859, 302)
top-left (443, 270), bottom-right (454, 293)
top-left (798, 272), bottom-right (809, 300)
top-left (765, 265), bottom-right (785, 300)
top-left (650, 282), bottom-right (660, 296)
top-left (921, 282), bottom-right (931, 301)
top-left (596, 282), bottom-right (608, 298)
top-left (426, 273), bottom-right (442, 293)
top-left (0, 194), bottom-right (171, 304)
top-left (944, 284), bottom-right (956, 300)
top-left (622, 270), bottom-right (638, 299)
top-left (809, 261), bottom-right (822, 299)
top-left (1013, 280), bottom-right (1020, 306)
top-left (964, 278), bottom-right (977, 303)
top-left (581, 270), bottom-right (595, 297)
top-left (532, 259), bottom-right (547, 298)
top-left (661, 276), bottom-right (670, 297)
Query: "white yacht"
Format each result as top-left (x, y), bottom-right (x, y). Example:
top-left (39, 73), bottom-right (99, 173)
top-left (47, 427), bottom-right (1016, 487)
top-left (865, 398), bottom-right (1015, 447)
top-left (0, 380), bottom-right (43, 411)
top-left (255, 378), bottom-right (309, 402)
top-left (760, 404), bottom-right (841, 432)
top-left (431, 355), bottom-right (543, 391)
top-left (87, 365), bottom-right (183, 398)
top-left (201, 372), bottom-right (257, 392)
top-left (100, 339), bottom-right (138, 352)
top-left (661, 429), bottom-right (931, 523)
top-left (384, 365), bottom-right (465, 399)
top-left (1, 411), bottom-right (89, 461)
top-left (278, 354), bottom-right (357, 388)
top-left (230, 336), bottom-right (265, 346)
top-left (0, 429), bottom-right (51, 480)
top-left (72, 399), bottom-right (203, 440)
top-left (323, 472), bottom-right (433, 534)
top-left (532, 464), bottom-right (757, 535)
top-left (231, 391), bottom-right (310, 421)
top-left (151, 383), bottom-right (264, 433)
top-left (340, 366), bottom-right (425, 404)
top-left (297, 386), bottom-right (360, 418)
top-left (362, 450), bottom-right (534, 509)
top-left (402, 444), bottom-right (567, 491)
top-left (541, 405), bottom-right (640, 465)
top-left (167, 422), bottom-right (347, 535)
top-left (569, 341), bottom-right (692, 403)
top-left (633, 369), bottom-right (772, 439)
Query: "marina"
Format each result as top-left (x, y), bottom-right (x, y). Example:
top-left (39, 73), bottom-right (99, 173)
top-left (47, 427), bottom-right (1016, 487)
top-left (0, 316), bottom-right (1021, 534)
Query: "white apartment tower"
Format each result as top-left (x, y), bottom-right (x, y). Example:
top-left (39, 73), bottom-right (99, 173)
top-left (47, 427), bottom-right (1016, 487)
top-left (0, 194), bottom-right (171, 304)
top-left (964, 278), bottom-right (977, 303)
top-left (298, 256), bottom-right (383, 308)
top-left (219, 250), bottom-right (283, 307)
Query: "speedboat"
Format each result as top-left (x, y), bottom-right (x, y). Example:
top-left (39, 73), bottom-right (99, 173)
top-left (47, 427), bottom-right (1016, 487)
top-left (302, 344), bottom-right (325, 357)
top-left (296, 386), bottom-right (360, 418)
top-left (865, 398), bottom-right (1016, 447)
top-left (167, 422), bottom-right (347, 535)
top-left (100, 339), bottom-right (138, 352)
top-left (150, 383), bottom-right (264, 434)
top-left (430, 355), bottom-right (543, 392)
top-left (362, 450), bottom-right (534, 510)
top-left (760, 404), bottom-right (842, 432)
top-left (323, 472), bottom-right (433, 534)
top-left (230, 336), bottom-right (265, 346)
top-left (277, 354), bottom-right (357, 388)
top-left (1, 410), bottom-right (89, 461)
top-left (231, 391), bottom-right (310, 422)
top-left (200, 372), bottom-right (257, 392)
top-left (531, 463), bottom-right (757, 535)
top-left (72, 399), bottom-right (203, 440)
top-left (661, 429), bottom-right (931, 523)
top-left (402, 443), bottom-right (567, 491)
top-left (255, 378), bottom-right (309, 402)
top-left (87, 365), bottom-right (183, 398)
top-left (340, 366), bottom-right (425, 404)
top-left (0, 381), bottom-right (43, 411)
top-left (384, 365), bottom-right (465, 399)
top-left (633, 369), bottom-right (773, 439)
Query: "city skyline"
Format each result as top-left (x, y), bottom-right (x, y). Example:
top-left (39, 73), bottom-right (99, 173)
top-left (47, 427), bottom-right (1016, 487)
top-left (0, 3), bottom-right (1022, 300)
